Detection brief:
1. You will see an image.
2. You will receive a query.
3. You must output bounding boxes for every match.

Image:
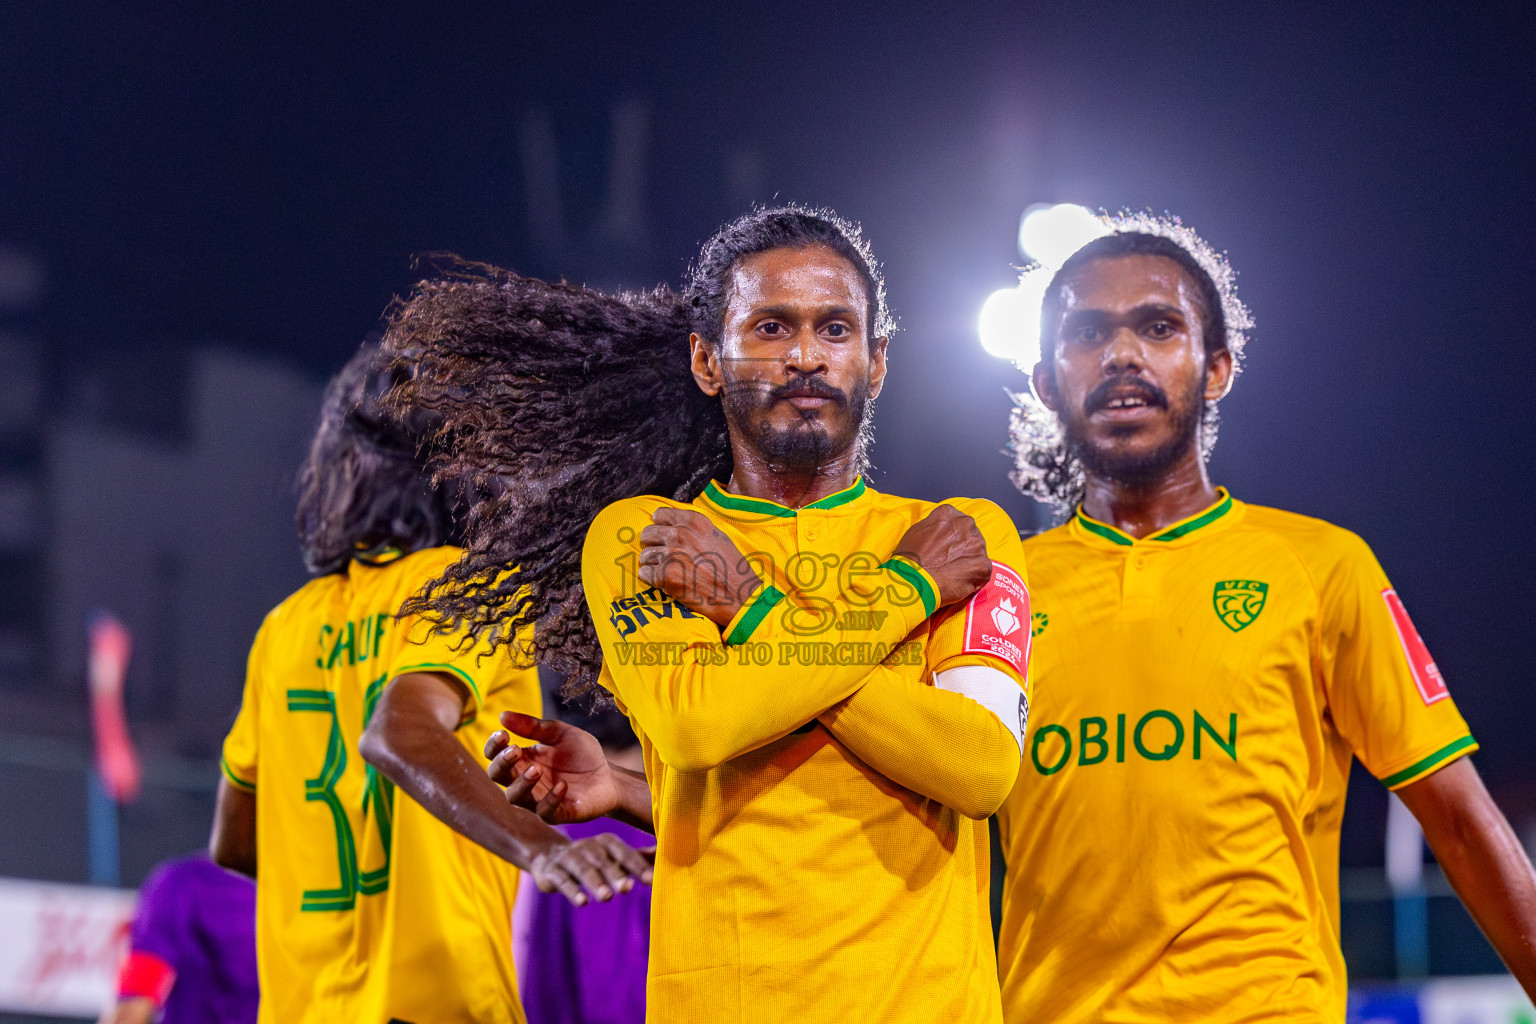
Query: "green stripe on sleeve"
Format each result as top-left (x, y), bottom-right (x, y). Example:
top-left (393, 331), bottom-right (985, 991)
top-left (724, 585), bottom-right (785, 646)
top-left (394, 662), bottom-right (484, 718)
top-left (1381, 735), bottom-right (1478, 789)
top-left (881, 556), bottom-right (938, 618)
top-left (221, 756), bottom-right (256, 792)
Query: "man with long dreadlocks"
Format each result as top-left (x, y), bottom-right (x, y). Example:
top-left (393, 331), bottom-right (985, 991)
top-left (210, 343), bottom-right (652, 1024)
top-left (996, 214), bottom-right (1536, 1021)
top-left (388, 206), bottom-right (1033, 1023)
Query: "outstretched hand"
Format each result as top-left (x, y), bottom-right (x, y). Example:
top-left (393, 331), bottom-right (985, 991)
top-left (491, 713), bottom-right (655, 901)
top-left (637, 507), bottom-right (762, 627)
top-left (894, 505), bottom-right (993, 607)
top-left (486, 712), bottom-right (625, 826)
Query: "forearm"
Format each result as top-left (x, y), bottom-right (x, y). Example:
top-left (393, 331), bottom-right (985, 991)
top-left (1402, 758), bottom-right (1536, 997)
top-left (605, 586), bottom-right (933, 772)
top-left (819, 665), bottom-right (1022, 819)
top-left (1424, 802), bottom-right (1536, 994)
top-left (360, 720), bottom-right (565, 870)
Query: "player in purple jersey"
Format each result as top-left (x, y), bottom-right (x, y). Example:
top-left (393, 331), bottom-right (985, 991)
top-left (101, 853), bottom-right (258, 1024)
top-left (514, 699), bottom-right (651, 1024)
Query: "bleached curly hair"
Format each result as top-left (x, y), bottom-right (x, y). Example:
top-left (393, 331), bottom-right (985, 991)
top-left (1008, 212), bottom-right (1253, 513)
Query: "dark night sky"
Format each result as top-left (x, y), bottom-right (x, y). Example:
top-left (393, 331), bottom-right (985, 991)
top-left (2, 3), bottom-right (1533, 792)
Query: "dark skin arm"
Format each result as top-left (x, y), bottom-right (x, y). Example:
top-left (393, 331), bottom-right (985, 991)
top-left (209, 777), bottom-right (256, 878)
top-left (486, 713), bottom-right (655, 832)
top-left (1398, 756), bottom-right (1536, 997)
top-left (639, 504), bottom-right (993, 627)
top-left (490, 507), bottom-right (994, 826)
top-left (358, 671), bottom-right (652, 904)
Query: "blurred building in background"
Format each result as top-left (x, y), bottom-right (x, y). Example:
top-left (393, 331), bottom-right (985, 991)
top-left (0, 322), bottom-right (319, 886)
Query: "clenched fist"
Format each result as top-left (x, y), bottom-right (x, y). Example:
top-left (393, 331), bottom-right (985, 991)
top-left (638, 507), bottom-right (763, 627)
top-left (893, 506), bottom-right (993, 608)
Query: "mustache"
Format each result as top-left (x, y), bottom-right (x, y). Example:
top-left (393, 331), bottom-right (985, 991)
top-left (1084, 375), bottom-right (1169, 416)
top-left (766, 373), bottom-right (848, 406)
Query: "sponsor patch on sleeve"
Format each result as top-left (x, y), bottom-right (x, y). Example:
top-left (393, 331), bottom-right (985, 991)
top-left (960, 561), bottom-right (1032, 676)
top-left (1381, 588), bottom-right (1449, 706)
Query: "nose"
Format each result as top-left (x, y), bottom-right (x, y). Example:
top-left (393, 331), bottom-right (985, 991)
top-left (784, 330), bottom-right (829, 378)
top-left (1100, 326), bottom-right (1144, 376)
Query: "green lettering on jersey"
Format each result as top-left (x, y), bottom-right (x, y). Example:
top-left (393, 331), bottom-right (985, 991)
top-left (315, 624), bottom-right (333, 668)
top-left (1193, 711), bottom-right (1238, 761)
top-left (316, 612), bottom-right (393, 671)
top-left (1033, 711), bottom-right (1239, 774)
top-left (1079, 716), bottom-right (1109, 766)
top-left (1031, 724), bottom-right (1071, 775)
top-left (326, 621), bottom-right (355, 669)
top-left (358, 674), bottom-right (393, 896)
top-left (287, 689), bottom-right (358, 911)
top-left (1134, 710), bottom-right (1184, 760)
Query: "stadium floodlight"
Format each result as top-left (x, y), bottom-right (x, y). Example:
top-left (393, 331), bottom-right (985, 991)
top-left (978, 267), bottom-right (1053, 367)
top-left (1018, 203), bottom-right (1110, 269)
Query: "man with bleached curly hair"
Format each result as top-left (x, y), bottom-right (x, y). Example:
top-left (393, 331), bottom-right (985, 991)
top-left (995, 215), bottom-right (1536, 1022)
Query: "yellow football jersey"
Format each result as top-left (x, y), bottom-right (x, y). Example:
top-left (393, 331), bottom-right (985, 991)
top-left (222, 545), bottom-right (542, 1024)
top-left (995, 489), bottom-right (1477, 1024)
top-left (582, 477), bottom-right (1032, 1024)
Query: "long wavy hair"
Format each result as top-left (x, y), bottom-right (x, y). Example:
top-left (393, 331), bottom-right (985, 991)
top-left (1010, 213), bottom-right (1252, 513)
top-left (296, 342), bottom-right (456, 575)
top-left (384, 205), bottom-right (890, 694)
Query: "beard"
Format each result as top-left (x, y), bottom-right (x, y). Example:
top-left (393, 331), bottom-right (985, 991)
top-left (721, 370), bottom-right (872, 473)
top-left (1063, 373), bottom-right (1204, 488)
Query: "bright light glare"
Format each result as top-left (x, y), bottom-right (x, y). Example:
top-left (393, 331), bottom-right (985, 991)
top-left (1018, 203), bottom-right (1110, 269)
top-left (978, 268), bottom-right (1052, 365)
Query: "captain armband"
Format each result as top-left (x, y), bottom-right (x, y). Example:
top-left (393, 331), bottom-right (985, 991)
top-left (118, 949), bottom-right (176, 1007)
top-left (935, 665), bottom-right (1028, 757)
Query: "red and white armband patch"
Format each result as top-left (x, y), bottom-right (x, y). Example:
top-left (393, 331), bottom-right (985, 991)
top-left (958, 561), bottom-right (1032, 676)
top-left (118, 949), bottom-right (176, 1006)
top-left (1381, 588), bottom-right (1449, 706)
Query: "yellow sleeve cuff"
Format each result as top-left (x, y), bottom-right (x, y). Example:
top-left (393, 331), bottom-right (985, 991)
top-left (220, 756), bottom-right (256, 792)
top-left (1381, 734), bottom-right (1479, 789)
top-left (394, 662), bottom-right (484, 728)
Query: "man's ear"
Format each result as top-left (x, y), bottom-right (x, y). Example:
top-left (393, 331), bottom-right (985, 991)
top-left (867, 336), bottom-right (890, 401)
top-left (690, 332), bottom-right (722, 397)
top-left (1031, 361), bottom-right (1061, 412)
top-left (1204, 348), bottom-right (1234, 402)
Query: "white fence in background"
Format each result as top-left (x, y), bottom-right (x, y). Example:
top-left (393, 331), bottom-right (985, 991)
top-left (1351, 976), bottom-right (1534, 1024)
top-left (0, 877), bottom-right (134, 1018)
top-left (0, 871), bottom-right (1529, 1022)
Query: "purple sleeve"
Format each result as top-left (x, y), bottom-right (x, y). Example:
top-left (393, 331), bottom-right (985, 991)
top-left (130, 860), bottom-right (192, 968)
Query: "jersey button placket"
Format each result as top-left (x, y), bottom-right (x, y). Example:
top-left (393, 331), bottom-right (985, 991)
top-left (1121, 545), bottom-right (1157, 620)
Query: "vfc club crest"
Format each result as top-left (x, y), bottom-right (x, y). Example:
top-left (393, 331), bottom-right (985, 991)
top-left (1213, 580), bottom-right (1268, 632)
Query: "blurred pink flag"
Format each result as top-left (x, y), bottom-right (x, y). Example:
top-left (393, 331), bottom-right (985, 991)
top-left (87, 613), bottom-right (140, 803)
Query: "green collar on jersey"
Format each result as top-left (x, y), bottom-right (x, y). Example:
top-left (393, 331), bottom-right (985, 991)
top-left (353, 543), bottom-right (405, 566)
top-left (1075, 488), bottom-right (1234, 546)
top-left (702, 476), bottom-right (868, 518)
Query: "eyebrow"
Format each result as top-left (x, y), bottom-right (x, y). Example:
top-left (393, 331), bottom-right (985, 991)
top-left (749, 303), bottom-right (858, 320)
top-left (1060, 303), bottom-right (1187, 324)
